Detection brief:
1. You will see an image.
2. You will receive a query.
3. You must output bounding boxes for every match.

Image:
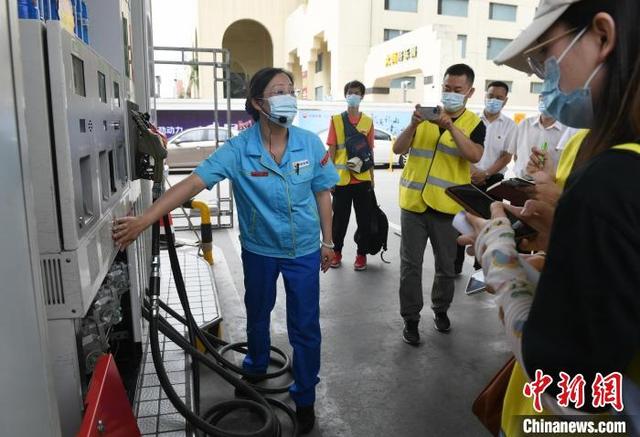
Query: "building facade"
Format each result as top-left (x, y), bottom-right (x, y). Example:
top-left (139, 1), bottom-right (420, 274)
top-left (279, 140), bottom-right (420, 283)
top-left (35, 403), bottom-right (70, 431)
top-left (197, 0), bottom-right (543, 109)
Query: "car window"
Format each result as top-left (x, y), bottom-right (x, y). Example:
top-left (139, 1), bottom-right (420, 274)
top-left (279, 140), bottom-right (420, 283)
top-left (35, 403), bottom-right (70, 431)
top-left (203, 128), bottom-right (230, 141)
top-left (176, 129), bottom-right (205, 143)
top-left (374, 129), bottom-right (391, 141)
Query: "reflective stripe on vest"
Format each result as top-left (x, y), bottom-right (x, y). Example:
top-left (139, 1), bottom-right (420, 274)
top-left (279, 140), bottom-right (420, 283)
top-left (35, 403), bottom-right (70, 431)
top-left (436, 142), bottom-right (461, 158)
top-left (400, 175), bottom-right (455, 191)
top-left (409, 148), bottom-right (434, 159)
top-left (399, 110), bottom-right (482, 214)
top-left (332, 113), bottom-right (373, 186)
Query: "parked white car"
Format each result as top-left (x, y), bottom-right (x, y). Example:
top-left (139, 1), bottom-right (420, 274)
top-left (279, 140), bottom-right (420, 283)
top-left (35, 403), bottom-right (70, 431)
top-left (166, 126), bottom-right (237, 170)
top-left (316, 126), bottom-right (404, 167)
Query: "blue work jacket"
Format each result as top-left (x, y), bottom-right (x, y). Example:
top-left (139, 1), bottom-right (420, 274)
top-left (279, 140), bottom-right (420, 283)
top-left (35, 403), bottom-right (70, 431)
top-left (194, 123), bottom-right (338, 258)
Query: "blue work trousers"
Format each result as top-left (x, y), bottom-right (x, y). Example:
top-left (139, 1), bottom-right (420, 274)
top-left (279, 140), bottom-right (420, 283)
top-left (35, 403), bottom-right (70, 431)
top-left (241, 249), bottom-right (321, 407)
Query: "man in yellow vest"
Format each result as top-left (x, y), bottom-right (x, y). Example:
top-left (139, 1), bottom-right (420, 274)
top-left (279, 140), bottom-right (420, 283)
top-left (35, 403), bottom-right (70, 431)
top-left (326, 80), bottom-right (375, 271)
top-left (393, 64), bottom-right (485, 343)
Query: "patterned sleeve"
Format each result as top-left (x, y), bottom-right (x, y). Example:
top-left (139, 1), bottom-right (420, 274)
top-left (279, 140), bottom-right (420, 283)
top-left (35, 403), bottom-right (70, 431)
top-left (475, 218), bottom-right (535, 373)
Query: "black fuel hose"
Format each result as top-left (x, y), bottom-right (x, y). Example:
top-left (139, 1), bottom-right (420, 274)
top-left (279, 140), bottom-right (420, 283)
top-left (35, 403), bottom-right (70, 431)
top-left (146, 213), bottom-right (298, 436)
top-left (154, 296), bottom-right (289, 370)
top-left (143, 305), bottom-right (297, 436)
top-left (160, 216), bottom-right (293, 386)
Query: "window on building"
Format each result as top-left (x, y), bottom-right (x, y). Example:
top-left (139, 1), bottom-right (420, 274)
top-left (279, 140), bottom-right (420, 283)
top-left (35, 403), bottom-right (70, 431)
top-left (487, 37), bottom-right (512, 60)
top-left (315, 86), bottom-right (324, 101)
top-left (385, 0), bottom-right (418, 12)
top-left (457, 34), bottom-right (467, 58)
top-left (530, 82), bottom-right (543, 94)
top-left (489, 3), bottom-right (517, 21)
top-left (390, 76), bottom-right (416, 89)
top-left (315, 53), bottom-right (323, 73)
top-left (384, 28), bottom-right (409, 41)
top-left (437, 0), bottom-right (468, 17)
top-left (485, 80), bottom-right (513, 92)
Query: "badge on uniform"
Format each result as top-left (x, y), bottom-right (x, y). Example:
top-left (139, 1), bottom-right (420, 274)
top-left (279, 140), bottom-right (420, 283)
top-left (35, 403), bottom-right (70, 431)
top-left (292, 159), bottom-right (310, 175)
top-left (320, 151), bottom-right (330, 167)
top-left (292, 159), bottom-right (310, 169)
top-left (251, 171), bottom-right (269, 177)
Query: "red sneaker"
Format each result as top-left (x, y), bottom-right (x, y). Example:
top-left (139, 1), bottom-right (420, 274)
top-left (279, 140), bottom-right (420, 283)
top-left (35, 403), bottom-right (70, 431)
top-left (330, 251), bottom-right (342, 268)
top-left (354, 254), bottom-right (367, 271)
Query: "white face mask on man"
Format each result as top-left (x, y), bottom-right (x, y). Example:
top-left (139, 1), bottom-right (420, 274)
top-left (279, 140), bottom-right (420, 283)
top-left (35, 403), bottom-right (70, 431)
top-left (346, 94), bottom-right (362, 107)
top-left (441, 92), bottom-right (467, 113)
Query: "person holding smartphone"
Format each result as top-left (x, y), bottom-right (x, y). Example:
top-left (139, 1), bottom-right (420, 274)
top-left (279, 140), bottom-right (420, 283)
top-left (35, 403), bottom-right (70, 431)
top-left (460, 0), bottom-right (640, 434)
top-left (392, 64), bottom-right (486, 342)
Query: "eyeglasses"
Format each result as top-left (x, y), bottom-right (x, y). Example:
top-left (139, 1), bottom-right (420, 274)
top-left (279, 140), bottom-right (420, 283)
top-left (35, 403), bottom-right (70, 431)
top-left (524, 26), bottom-right (580, 79)
top-left (263, 85), bottom-right (300, 98)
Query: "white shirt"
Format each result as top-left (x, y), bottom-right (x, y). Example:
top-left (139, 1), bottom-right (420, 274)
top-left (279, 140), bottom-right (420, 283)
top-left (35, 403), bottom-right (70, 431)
top-left (556, 127), bottom-right (581, 152)
top-left (476, 111), bottom-right (517, 174)
top-left (510, 115), bottom-right (566, 178)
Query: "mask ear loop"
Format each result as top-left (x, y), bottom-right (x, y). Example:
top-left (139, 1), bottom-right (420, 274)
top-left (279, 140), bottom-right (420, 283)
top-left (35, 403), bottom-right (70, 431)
top-left (557, 26), bottom-right (589, 64)
top-left (583, 63), bottom-right (604, 88)
top-left (255, 98), bottom-right (277, 162)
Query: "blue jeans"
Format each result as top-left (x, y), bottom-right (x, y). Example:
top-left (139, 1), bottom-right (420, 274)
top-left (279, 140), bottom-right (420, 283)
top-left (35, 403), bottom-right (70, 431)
top-left (241, 249), bottom-right (321, 407)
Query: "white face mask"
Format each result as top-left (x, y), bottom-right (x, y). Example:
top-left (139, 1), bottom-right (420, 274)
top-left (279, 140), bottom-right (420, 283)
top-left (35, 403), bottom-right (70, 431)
top-left (262, 94), bottom-right (298, 128)
top-left (540, 27), bottom-right (603, 129)
top-left (485, 98), bottom-right (504, 115)
top-left (442, 92), bottom-right (467, 113)
top-left (346, 94), bottom-right (362, 107)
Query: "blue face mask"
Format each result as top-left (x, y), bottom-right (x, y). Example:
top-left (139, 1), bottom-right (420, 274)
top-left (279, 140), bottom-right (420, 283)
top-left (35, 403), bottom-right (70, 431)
top-left (538, 99), bottom-right (552, 118)
top-left (263, 94), bottom-right (297, 128)
top-left (442, 92), bottom-right (467, 113)
top-left (484, 98), bottom-right (504, 115)
top-left (346, 94), bottom-right (362, 107)
top-left (540, 27), bottom-right (603, 129)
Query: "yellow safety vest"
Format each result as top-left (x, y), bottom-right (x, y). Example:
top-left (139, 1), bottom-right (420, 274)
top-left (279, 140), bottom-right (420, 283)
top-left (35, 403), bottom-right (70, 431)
top-left (332, 113), bottom-right (373, 186)
top-left (555, 129), bottom-right (589, 189)
top-left (399, 110), bottom-right (481, 214)
top-left (501, 143), bottom-right (640, 437)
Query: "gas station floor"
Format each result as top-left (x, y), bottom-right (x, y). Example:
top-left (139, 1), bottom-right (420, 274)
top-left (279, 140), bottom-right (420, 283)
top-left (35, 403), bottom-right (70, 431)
top-left (135, 215), bottom-right (510, 436)
top-left (198, 228), bottom-right (510, 437)
top-left (135, 247), bottom-right (220, 436)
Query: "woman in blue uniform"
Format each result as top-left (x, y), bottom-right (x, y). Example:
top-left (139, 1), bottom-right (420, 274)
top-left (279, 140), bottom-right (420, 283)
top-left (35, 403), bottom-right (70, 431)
top-left (113, 67), bottom-right (338, 434)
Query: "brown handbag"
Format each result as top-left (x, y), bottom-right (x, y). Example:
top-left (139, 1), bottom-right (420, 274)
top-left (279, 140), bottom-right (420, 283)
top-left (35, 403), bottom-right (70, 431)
top-left (472, 356), bottom-right (516, 436)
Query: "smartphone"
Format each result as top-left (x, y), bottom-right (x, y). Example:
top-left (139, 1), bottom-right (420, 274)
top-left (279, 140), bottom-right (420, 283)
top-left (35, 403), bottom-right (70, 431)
top-left (487, 178), bottom-right (534, 207)
top-left (418, 106), bottom-right (441, 121)
top-left (465, 269), bottom-right (486, 295)
top-left (504, 177), bottom-right (536, 187)
top-left (445, 184), bottom-right (538, 241)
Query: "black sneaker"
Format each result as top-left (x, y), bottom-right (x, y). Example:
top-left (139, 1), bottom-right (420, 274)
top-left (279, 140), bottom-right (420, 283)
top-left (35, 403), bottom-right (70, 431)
top-left (434, 312), bottom-right (451, 332)
top-left (297, 404), bottom-right (315, 434)
top-left (402, 320), bottom-right (420, 345)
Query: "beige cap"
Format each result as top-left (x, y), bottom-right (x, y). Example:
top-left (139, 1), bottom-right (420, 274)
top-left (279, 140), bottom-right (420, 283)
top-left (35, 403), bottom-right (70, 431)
top-left (494, 0), bottom-right (582, 73)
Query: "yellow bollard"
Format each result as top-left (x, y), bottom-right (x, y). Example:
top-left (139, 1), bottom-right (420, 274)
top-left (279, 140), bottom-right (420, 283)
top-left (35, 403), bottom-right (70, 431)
top-left (183, 199), bottom-right (213, 265)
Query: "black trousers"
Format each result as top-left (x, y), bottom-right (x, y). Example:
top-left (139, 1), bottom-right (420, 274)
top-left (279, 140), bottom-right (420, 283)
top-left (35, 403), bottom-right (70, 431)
top-left (332, 182), bottom-right (372, 255)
